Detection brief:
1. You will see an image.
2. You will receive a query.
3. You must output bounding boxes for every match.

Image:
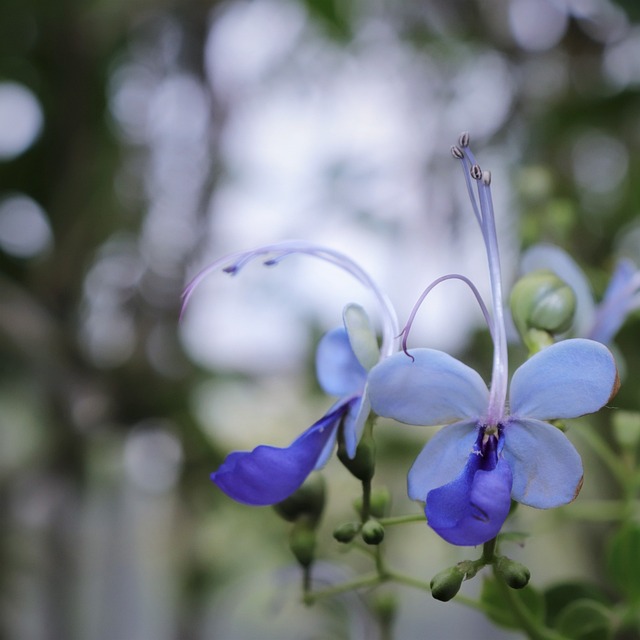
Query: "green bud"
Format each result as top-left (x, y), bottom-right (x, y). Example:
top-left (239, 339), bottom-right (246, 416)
top-left (613, 411), bottom-right (640, 450)
top-left (510, 270), bottom-right (576, 343)
top-left (337, 423), bottom-right (376, 482)
top-left (495, 556), bottom-right (531, 589)
top-left (273, 473), bottom-right (326, 526)
top-left (361, 519), bottom-right (385, 545)
top-left (430, 566), bottom-right (465, 602)
top-left (333, 521), bottom-right (360, 543)
top-left (289, 518), bottom-right (316, 568)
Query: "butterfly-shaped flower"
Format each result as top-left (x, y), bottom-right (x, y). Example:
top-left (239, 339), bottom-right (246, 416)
top-left (368, 137), bottom-right (619, 546)
top-left (182, 242), bottom-right (398, 506)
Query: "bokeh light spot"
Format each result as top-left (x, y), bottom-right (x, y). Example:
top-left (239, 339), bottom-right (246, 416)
top-left (0, 82), bottom-right (43, 160)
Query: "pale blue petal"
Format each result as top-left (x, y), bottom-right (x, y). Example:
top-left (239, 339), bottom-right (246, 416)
top-left (316, 328), bottom-right (367, 397)
top-left (407, 421), bottom-right (478, 501)
top-left (521, 243), bottom-right (595, 337)
top-left (588, 259), bottom-right (638, 344)
top-left (509, 339), bottom-right (618, 420)
top-left (368, 349), bottom-right (489, 426)
top-left (343, 303), bottom-right (379, 370)
top-left (342, 392), bottom-right (371, 459)
top-left (503, 418), bottom-right (583, 508)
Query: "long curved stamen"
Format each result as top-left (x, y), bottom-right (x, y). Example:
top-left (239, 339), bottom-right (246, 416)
top-left (453, 134), bottom-right (509, 424)
top-left (181, 240), bottom-right (400, 359)
top-left (475, 169), bottom-right (509, 424)
top-left (400, 273), bottom-right (494, 359)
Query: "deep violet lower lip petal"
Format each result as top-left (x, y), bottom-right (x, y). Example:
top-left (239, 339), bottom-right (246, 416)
top-left (211, 405), bottom-right (346, 506)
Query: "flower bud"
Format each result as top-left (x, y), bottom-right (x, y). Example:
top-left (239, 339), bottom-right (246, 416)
top-left (273, 472), bottom-right (326, 526)
top-left (495, 556), bottom-right (531, 589)
top-left (337, 426), bottom-right (376, 482)
top-left (333, 521), bottom-right (360, 543)
top-left (289, 518), bottom-right (316, 568)
top-left (510, 270), bottom-right (576, 342)
top-left (430, 566), bottom-right (465, 602)
top-left (361, 519), bottom-right (385, 545)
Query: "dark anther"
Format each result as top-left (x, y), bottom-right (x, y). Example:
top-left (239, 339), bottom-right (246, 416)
top-left (470, 164), bottom-right (482, 180)
top-left (458, 132), bottom-right (470, 148)
top-left (451, 145), bottom-right (464, 160)
top-left (222, 265), bottom-right (238, 274)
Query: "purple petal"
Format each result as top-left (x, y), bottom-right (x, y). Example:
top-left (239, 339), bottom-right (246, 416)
top-left (426, 454), bottom-right (513, 547)
top-left (368, 349), bottom-right (489, 426)
top-left (407, 421), bottom-right (478, 501)
top-left (342, 392), bottom-right (370, 459)
top-left (503, 418), bottom-right (583, 508)
top-left (509, 339), bottom-right (618, 421)
top-left (588, 259), bottom-right (639, 344)
top-left (316, 328), bottom-right (367, 397)
top-left (211, 406), bottom-right (345, 506)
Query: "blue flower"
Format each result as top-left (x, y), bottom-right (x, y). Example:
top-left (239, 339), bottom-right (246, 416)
top-left (182, 242), bottom-right (398, 506)
top-left (368, 136), bottom-right (619, 546)
top-left (369, 339), bottom-right (618, 545)
top-left (521, 243), bottom-right (640, 345)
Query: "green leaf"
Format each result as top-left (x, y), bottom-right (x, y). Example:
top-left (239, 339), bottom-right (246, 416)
top-left (544, 581), bottom-right (611, 627)
top-left (607, 522), bottom-right (640, 603)
top-left (480, 578), bottom-right (545, 630)
top-left (555, 600), bottom-right (612, 640)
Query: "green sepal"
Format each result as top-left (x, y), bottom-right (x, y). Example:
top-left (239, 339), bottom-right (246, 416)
top-left (272, 472), bottom-right (326, 527)
top-left (337, 419), bottom-right (376, 481)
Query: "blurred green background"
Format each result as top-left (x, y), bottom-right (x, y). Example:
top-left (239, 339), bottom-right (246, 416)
top-left (1, 0), bottom-right (640, 638)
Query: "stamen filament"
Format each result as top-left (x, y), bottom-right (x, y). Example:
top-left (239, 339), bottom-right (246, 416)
top-left (181, 240), bottom-right (400, 359)
top-left (400, 273), bottom-right (494, 358)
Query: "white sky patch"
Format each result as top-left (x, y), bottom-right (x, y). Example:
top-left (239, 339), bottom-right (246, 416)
top-left (509, 0), bottom-right (568, 52)
top-left (181, 0), bottom-right (520, 374)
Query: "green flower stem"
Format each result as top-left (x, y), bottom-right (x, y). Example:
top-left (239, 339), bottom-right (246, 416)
top-left (482, 537), bottom-right (497, 564)
top-left (385, 571), bottom-right (431, 592)
top-left (493, 571), bottom-right (566, 640)
top-left (379, 513), bottom-right (426, 526)
top-left (361, 477), bottom-right (372, 523)
top-left (304, 572), bottom-right (383, 604)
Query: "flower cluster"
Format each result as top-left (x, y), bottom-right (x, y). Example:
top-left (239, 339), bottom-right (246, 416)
top-left (183, 135), bottom-right (621, 552)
